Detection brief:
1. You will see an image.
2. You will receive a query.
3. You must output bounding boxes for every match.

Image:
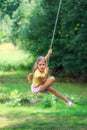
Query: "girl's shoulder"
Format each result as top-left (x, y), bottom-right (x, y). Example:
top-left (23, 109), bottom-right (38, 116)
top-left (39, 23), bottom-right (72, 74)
top-left (35, 69), bottom-right (44, 75)
top-left (35, 69), bottom-right (39, 73)
top-left (34, 69), bottom-right (39, 75)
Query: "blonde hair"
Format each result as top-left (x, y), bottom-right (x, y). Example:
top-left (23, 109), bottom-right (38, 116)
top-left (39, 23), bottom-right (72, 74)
top-left (33, 56), bottom-right (47, 73)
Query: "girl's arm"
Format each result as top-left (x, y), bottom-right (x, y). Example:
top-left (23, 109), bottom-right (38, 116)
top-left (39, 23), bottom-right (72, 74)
top-left (45, 49), bottom-right (52, 61)
top-left (38, 67), bottom-right (49, 84)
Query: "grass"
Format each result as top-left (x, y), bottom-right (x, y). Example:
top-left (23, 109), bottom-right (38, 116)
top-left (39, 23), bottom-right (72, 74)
top-left (0, 43), bottom-right (33, 70)
top-left (0, 43), bottom-right (87, 130)
top-left (0, 104), bottom-right (87, 130)
top-left (0, 43), bottom-right (29, 64)
top-left (0, 70), bottom-right (87, 130)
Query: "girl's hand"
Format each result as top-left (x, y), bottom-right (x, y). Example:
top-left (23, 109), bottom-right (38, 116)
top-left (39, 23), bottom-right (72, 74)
top-left (45, 49), bottom-right (52, 61)
top-left (45, 67), bottom-right (49, 74)
top-left (27, 73), bottom-right (33, 83)
top-left (38, 67), bottom-right (49, 84)
top-left (48, 49), bottom-right (52, 55)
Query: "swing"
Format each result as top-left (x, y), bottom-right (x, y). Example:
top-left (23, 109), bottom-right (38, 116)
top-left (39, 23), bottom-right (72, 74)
top-left (27, 0), bottom-right (62, 83)
top-left (50, 0), bottom-right (62, 50)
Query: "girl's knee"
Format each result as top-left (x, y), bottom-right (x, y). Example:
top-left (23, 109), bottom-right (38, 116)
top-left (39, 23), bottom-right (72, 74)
top-left (50, 76), bottom-right (55, 82)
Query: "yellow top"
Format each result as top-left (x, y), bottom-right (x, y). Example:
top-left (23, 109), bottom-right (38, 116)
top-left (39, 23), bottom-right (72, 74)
top-left (33, 69), bottom-right (46, 86)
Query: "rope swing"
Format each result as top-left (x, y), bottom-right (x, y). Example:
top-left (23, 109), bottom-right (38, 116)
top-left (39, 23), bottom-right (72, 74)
top-left (50, 0), bottom-right (62, 49)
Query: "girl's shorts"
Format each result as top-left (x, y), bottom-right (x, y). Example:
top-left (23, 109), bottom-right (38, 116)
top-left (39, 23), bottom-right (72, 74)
top-left (31, 84), bottom-right (42, 94)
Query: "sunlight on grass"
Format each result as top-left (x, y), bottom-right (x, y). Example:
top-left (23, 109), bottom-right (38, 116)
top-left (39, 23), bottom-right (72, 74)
top-left (0, 70), bottom-right (28, 77)
top-left (0, 43), bottom-right (29, 64)
top-left (0, 117), bottom-right (9, 128)
top-left (0, 43), bottom-right (34, 71)
top-left (0, 71), bottom-right (17, 76)
top-left (0, 49), bottom-right (29, 65)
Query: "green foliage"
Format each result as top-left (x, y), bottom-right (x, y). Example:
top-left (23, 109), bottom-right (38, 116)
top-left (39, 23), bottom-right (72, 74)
top-left (0, 29), bottom-right (6, 43)
top-left (42, 94), bottom-right (52, 108)
top-left (0, 14), bottom-right (13, 43)
top-left (11, 0), bottom-right (57, 55)
top-left (0, 59), bottom-right (33, 71)
top-left (0, 0), bottom-right (86, 80)
top-left (10, 0), bottom-right (87, 80)
top-left (8, 89), bottom-right (21, 106)
top-left (0, 0), bottom-right (21, 18)
top-left (58, 0), bottom-right (87, 76)
top-left (74, 96), bottom-right (87, 106)
top-left (42, 94), bottom-right (58, 108)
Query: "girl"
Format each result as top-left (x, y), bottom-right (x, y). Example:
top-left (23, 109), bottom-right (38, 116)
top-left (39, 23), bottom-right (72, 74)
top-left (28, 49), bottom-right (74, 106)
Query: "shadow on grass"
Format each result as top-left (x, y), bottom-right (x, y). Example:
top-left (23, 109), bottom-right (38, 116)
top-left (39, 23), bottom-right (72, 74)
top-left (0, 71), bottom-right (28, 84)
top-left (0, 105), bottom-right (87, 130)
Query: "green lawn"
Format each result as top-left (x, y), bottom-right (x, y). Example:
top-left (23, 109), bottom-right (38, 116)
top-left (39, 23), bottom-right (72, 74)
top-left (0, 71), bottom-right (87, 130)
top-left (0, 43), bottom-right (87, 130)
top-left (0, 43), bottom-right (29, 64)
top-left (0, 43), bottom-right (33, 71)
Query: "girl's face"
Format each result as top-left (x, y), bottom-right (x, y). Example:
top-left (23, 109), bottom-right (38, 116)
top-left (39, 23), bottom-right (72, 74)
top-left (37, 60), bottom-right (46, 72)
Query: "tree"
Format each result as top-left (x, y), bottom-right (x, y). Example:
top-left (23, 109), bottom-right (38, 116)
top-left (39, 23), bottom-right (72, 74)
top-left (58, 0), bottom-right (87, 77)
top-left (11, 0), bottom-right (87, 80)
top-left (0, 0), bottom-right (21, 18)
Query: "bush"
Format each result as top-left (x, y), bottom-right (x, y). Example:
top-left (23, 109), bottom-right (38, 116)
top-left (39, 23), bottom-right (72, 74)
top-left (72, 95), bottom-right (87, 106)
top-left (8, 89), bottom-right (22, 107)
top-left (42, 94), bottom-right (58, 108)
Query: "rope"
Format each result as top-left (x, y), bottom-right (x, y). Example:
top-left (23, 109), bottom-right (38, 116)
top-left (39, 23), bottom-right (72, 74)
top-left (50, 0), bottom-right (62, 49)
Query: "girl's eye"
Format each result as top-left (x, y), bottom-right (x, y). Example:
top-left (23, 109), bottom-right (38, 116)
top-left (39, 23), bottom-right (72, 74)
top-left (38, 63), bottom-right (45, 66)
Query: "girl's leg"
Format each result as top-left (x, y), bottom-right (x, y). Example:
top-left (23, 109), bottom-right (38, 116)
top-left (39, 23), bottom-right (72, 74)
top-left (40, 77), bottom-right (74, 106)
top-left (40, 76), bottom-right (55, 91)
top-left (48, 87), bottom-right (69, 103)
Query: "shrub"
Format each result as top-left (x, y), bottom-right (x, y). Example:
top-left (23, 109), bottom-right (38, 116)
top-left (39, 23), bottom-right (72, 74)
top-left (8, 89), bottom-right (22, 106)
